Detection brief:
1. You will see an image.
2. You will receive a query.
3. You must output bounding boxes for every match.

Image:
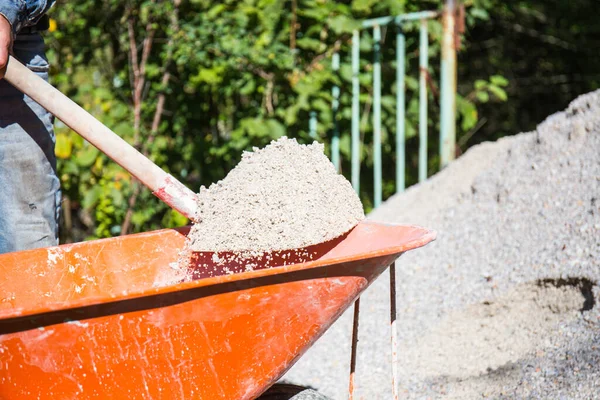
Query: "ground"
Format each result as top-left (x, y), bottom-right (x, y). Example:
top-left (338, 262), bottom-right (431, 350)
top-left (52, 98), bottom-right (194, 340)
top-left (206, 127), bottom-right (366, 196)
top-left (283, 90), bottom-right (600, 399)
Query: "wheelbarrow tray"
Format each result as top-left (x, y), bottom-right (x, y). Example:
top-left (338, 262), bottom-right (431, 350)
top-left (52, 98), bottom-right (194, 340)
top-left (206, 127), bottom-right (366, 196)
top-left (0, 221), bottom-right (435, 399)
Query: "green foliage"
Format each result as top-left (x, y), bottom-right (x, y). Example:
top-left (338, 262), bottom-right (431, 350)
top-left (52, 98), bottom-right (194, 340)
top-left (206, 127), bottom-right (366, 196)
top-left (459, 0), bottom-right (599, 144)
top-left (46, 0), bottom-right (514, 241)
top-left (457, 75), bottom-right (509, 131)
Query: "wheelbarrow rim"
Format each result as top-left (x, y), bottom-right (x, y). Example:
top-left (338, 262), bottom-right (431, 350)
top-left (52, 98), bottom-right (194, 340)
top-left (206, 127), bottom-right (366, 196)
top-left (0, 221), bottom-right (435, 321)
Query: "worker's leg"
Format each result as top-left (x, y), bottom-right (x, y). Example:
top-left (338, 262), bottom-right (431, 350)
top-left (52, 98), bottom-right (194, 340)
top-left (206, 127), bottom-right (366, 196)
top-left (0, 33), bottom-right (60, 254)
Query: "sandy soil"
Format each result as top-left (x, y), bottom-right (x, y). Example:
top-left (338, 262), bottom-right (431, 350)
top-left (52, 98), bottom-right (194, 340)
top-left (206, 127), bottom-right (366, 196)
top-left (188, 137), bottom-right (364, 253)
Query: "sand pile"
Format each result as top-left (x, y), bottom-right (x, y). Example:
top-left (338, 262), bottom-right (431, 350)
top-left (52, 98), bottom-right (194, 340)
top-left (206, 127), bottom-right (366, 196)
top-left (156, 137), bottom-right (363, 285)
top-left (188, 136), bottom-right (364, 253)
top-left (284, 90), bottom-right (600, 399)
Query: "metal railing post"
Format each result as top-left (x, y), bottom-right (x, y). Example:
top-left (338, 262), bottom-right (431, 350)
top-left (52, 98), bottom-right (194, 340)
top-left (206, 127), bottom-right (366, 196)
top-left (418, 19), bottom-right (429, 183)
top-left (331, 52), bottom-right (341, 172)
top-left (373, 25), bottom-right (382, 207)
top-left (440, 0), bottom-right (457, 168)
top-left (309, 111), bottom-right (317, 139)
top-left (351, 30), bottom-right (361, 194)
top-left (395, 22), bottom-right (406, 193)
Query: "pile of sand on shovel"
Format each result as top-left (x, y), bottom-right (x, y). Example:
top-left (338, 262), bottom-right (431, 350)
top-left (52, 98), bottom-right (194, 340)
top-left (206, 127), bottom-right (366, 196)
top-left (186, 137), bottom-right (364, 274)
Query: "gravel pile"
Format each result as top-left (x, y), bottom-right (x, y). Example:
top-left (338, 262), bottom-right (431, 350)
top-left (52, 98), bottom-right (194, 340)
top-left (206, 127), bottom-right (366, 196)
top-left (283, 90), bottom-right (600, 399)
top-left (188, 136), bottom-right (364, 253)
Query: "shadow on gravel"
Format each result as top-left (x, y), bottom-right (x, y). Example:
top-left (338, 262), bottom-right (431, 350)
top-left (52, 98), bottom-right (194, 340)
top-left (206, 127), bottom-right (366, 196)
top-left (536, 277), bottom-right (595, 311)
top-left (400, 277), bottom-right (598, 382)
top-left (422, 331), bottom-right (600, 399)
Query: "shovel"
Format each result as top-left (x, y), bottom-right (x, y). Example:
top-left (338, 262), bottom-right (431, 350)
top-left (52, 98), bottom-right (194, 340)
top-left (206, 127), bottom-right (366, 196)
top-left (1, 55), bottom-right (198, 220)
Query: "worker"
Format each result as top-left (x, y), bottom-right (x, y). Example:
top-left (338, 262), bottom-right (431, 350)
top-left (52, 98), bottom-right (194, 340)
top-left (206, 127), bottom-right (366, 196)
top-left (0, 1), bottom-right (60, 254)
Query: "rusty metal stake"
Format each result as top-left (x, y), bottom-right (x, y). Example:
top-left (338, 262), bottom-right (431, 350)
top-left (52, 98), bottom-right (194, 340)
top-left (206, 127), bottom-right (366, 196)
top-left (390, 263), bottom-right (399, 399)
top-left (348, 297), bottom-right (361, 399)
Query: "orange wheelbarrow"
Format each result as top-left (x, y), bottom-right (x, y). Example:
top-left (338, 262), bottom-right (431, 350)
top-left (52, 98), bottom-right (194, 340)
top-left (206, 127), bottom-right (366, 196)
top-left (0, 221), bottom-right (435, 399)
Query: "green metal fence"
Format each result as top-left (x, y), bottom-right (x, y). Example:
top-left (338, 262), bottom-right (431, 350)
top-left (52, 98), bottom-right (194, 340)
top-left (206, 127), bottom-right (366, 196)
top-left (311, 6), bottom-right (458, 209)
top-left (316, 6), bottom-right (461, 398)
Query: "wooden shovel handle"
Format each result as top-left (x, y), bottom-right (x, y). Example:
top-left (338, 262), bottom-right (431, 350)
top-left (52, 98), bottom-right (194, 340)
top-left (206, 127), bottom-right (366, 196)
top-left (2, 55), bottom-right (198, 220)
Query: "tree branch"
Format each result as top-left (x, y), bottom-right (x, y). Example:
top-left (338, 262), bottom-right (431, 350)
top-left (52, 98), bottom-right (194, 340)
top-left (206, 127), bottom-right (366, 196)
top-left (290, 0), bottom-right (297, 51)
top-left (305, 36), bottom-right (349, 73)
top-left (127, 19), bottom-right (140, 87)
top-left (263, 78), bottom-right (275, 115)
top-left (121, 1), bottom-right (180, 236)
top-left (151, 73), bottom-right (171, 133)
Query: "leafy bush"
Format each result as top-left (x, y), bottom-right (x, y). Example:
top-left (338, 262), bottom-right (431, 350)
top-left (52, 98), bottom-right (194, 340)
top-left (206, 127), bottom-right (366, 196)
top-left (46, 0), bottom-right (506, 241)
